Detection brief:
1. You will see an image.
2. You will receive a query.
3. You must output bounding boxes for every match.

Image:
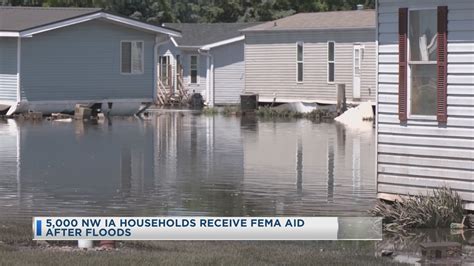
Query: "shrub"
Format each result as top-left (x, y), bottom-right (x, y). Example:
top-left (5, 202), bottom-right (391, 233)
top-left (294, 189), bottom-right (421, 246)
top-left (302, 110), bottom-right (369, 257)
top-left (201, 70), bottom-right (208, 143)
top-left (370, 187), bottom-right (464, 232)
top-left (221, 106), bottom-right (241, 116)
top-left (201, 107), bottom-right (219, 115)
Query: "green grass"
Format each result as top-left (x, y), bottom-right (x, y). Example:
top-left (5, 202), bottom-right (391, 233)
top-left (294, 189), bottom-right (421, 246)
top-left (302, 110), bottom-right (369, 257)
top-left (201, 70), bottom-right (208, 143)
top-left (255, 106), bottom-right (336, 121)
top-left (0, 220), bottom-right (408, 265)
top-left (0, 240), bottom-right (408, 266)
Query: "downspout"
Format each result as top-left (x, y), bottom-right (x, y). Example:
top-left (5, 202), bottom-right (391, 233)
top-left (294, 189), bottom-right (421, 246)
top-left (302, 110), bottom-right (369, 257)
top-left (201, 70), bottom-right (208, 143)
top-left (198, 48), bottom-right (214, 107)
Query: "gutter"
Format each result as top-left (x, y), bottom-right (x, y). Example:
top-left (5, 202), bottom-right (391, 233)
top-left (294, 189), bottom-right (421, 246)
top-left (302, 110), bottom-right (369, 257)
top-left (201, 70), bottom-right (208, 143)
top-left (198, 48), bottom-right (214, 107)
top-left (240, 26), bottom-right (376, 33)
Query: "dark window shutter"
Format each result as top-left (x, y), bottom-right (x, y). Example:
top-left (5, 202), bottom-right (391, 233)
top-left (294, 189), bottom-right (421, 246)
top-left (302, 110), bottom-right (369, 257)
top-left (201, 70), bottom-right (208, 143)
top-left (398, 8), bottom-right (408, 122)
top-left (437, 6), bottom-right (448, 123)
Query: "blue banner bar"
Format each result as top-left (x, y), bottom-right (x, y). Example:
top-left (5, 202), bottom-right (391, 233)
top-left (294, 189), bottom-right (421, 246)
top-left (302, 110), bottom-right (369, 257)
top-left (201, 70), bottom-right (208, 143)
top-left (36, 220), bottom-right (42, 236)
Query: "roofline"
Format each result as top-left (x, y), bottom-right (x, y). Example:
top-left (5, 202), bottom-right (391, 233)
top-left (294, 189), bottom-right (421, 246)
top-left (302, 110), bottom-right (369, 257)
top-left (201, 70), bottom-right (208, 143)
top-left (201, 35), bottom-right (245, 50)
top-left (241, 26), bottom-right (376, 33)
top-left (0, 31), bottom-right (20, 37)
top-left (0, 10), bottom-right (181, 37)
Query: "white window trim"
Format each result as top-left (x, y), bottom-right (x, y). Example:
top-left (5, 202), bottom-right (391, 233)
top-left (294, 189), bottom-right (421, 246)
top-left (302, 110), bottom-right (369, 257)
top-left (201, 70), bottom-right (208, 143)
top-left (327, 41), bottom-right (335, 84)
top-left (189, 54), bottom-right (200, 85)
top-left (296, 41), bottom-right (304, 83)
top-left (159, 55), bottom-right (171, 85)
top-left (407, 8), bottom-right (438, 120)
top-left (120, 40), bottom-right (145, 75)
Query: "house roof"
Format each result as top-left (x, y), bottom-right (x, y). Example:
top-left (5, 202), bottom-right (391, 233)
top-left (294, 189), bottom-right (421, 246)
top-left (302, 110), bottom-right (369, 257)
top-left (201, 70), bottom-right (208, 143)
top-left (0, 6), bottom-right (102, 31)
top-left (0, 6), bottom-right (180, 37)
top-left (163, 23), bottom-right (260, 47)
top-left (241, 10), bottom-right (375, 32)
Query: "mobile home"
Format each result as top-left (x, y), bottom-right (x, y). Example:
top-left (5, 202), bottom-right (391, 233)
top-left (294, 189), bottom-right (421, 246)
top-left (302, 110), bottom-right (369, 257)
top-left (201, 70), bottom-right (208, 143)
top-left (0, 7), bottom-right (181, 115)
top-left (376, 0), bottom-right (474, 209)
top-left (159, 23), bottom-right (259, 106)
top-left (241, 9), bottom-right (377, 105)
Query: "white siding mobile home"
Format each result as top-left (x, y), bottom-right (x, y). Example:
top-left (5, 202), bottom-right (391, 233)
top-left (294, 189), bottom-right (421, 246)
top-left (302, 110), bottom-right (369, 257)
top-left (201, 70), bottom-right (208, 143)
top-left (376, 0), bottom-right (474, 209)
top-left (242, 10), bottom-right (377, 105)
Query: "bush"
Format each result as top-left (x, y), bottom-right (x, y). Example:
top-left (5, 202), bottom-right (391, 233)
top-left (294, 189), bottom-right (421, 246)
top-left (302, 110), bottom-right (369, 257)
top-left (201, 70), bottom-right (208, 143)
top-left (221, 106), bottom-right (241, 116)
top-left (255, 106), bottom-right (303, 118)
top-left (201, 107), bottom-right (219, 115)
top-left (370, 187), bottom-right (464, 232)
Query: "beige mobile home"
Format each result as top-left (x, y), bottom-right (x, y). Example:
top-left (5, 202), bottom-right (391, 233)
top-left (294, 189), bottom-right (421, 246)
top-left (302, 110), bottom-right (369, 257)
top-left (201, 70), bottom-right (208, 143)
top-left (376, 0), bottom-right (474, 209)
top-left (242, 10), bottom-right (376, 105)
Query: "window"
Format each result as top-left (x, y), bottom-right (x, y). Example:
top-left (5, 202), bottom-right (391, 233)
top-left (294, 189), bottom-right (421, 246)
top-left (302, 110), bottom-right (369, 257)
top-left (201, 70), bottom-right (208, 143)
top-left (297, 42), bottom-right (304, 82)
top-left (328, 41), bottom-right (335, 83)
top-left (159, 56), bottom-right (169, 85)
top-left (121, 41), bottom-right (144, 74)
top-left (190, 55), bottom-right (198, 84)
top-left (408, 9), bottom-right (437, 116)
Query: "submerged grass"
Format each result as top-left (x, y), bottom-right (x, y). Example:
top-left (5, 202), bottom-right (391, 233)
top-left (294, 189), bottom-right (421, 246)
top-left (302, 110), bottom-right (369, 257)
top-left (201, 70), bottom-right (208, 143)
top-left (201, 107), bottom-right (219, 115)
top-left (255, 106), bottom-right (336, 121)
top-left (221, 106), bottom-right (241, 116)
top-left (370, 187), bottom-right (464, 233)
top-left (200, 106), bottom-right (336, 122)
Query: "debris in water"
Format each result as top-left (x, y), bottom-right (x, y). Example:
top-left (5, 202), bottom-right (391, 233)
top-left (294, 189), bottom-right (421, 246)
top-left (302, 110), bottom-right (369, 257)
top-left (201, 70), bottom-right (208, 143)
top-left (380, 250), bottom-right (393, 257)
top-left (334, 102), bottom-right (373, 129)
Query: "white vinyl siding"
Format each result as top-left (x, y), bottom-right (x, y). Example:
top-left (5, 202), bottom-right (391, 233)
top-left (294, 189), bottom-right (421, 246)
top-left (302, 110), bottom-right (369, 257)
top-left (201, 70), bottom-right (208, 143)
top-left (377, 0), bottom-right (474, 210)
top-left (121, 40), bottom-right (144, 74)
top-left (0, 38), bottom-right (18, 102)
top-left (244, 29), bottom-right (376, 103)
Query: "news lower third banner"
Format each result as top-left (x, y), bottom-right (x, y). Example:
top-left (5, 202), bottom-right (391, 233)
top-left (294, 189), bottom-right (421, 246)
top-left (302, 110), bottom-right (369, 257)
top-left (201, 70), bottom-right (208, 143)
top-left (33, 217), bottom-right (382, 241)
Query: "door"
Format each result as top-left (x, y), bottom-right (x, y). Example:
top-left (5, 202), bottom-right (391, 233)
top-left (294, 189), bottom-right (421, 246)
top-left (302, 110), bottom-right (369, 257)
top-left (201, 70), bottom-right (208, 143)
top-left (353, 45), bottom-right (361, 99)
top-left (159, 56), bottom-right (170, 86)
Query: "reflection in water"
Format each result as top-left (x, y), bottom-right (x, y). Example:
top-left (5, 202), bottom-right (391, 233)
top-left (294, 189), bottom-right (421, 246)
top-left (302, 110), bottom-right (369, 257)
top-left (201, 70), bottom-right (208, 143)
top-left (296, 137), bottom-right (303, 195)
top-left (0, 114), bottom-right (375, 221)
top-left (327, 137), bottom-right (335, 204)
top-left (377, 229), bottom-right (474, 265)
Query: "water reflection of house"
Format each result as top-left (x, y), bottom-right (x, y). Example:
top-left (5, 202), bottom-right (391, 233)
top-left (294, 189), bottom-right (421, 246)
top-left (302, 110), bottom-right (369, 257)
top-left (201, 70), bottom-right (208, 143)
top-left (241, 119), bottom-right (375, 216)
top-left (152, 113), bottom-right (245, 215)
top-left (376, 0), bottom-right (474, 210)
top-left (8, 119), bottom-right (156, 214)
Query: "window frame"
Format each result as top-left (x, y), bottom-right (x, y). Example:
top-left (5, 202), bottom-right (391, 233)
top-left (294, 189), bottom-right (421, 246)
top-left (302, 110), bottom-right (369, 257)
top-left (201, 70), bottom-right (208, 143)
top-left (189, 54), bottom-right (199, 84)
top-left (406, 8), bottom-right (438, 120)
top-left (159, 55), bottom-right (170, 85)
top-left (120, 40), bottom-right (145, 75)
top-left (296, 41), bottom-right (304, 83)
top-left (327, 41), bottom-right (335, 84)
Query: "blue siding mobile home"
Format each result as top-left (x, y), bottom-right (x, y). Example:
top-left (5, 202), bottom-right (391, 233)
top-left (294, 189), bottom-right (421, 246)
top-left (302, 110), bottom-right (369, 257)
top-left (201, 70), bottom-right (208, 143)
top-left (0, 7), bottom-right (181, 115)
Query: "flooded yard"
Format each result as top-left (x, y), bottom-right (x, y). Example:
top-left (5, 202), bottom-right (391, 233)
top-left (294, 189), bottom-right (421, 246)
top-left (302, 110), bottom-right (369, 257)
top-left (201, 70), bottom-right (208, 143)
top-left (0, 112), bottom-right (375, 220)
top-left (1, 112), bottom-right (472, 265)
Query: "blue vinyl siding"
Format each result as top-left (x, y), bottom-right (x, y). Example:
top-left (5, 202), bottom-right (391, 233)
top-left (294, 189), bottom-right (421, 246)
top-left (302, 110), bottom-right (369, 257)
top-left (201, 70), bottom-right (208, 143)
top-left (20, 20), bottom-right (155, 102)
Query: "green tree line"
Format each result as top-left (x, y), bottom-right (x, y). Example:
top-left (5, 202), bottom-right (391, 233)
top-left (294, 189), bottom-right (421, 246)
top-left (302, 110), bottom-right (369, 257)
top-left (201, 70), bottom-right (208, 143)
top-left (1, 0), bottom-right (375, 23)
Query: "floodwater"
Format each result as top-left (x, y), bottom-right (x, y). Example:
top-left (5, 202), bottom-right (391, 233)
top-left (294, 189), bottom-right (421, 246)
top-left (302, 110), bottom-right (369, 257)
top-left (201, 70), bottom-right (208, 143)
top-left (0, 112), bottom-right (376, 221)
top-left (378, 229), bottom-right (474, 265)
